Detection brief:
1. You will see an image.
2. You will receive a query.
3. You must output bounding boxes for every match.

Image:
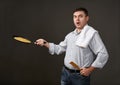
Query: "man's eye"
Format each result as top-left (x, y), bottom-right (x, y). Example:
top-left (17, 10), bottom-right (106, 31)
top-left (79, 15), bottom-right (83, 17)
top-left (74, 16), bottom-right (77, 18)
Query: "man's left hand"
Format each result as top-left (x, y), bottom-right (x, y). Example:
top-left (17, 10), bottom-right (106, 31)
top-left (80, 66), bottom-right (95, 76)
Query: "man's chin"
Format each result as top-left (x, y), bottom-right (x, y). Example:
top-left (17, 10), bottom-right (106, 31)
top-left (76, 26), bottom-right (82, 29)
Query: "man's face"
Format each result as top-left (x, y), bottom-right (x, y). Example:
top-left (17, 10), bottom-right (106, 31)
top-left (73, 11), bottom-right (89, 29)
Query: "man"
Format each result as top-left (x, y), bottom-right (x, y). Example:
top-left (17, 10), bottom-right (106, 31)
top-left (35, 7), bottom-right (109, 85)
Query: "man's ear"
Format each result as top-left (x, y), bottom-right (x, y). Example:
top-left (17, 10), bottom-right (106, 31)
top-left (87, 16), bottom-right (89, 21)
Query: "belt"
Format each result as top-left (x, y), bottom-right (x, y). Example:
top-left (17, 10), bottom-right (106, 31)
top-left (64, 65), bottom-right (80, 73)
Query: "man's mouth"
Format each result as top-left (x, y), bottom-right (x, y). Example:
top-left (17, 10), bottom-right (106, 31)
top-left (76, 22), bottom-right (80, 25)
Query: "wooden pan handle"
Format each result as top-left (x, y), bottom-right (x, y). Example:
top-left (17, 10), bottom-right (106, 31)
top-left (70, 61), bottom-right (81, 70)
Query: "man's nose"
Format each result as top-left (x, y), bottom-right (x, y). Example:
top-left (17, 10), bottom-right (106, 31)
top-left (76, 17), bottom-right (79, 21)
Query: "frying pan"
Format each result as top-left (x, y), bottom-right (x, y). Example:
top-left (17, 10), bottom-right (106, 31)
top-left (13, 36), bottom-right (46, 44)
top-left (13, 36), bottom-right (32, 44)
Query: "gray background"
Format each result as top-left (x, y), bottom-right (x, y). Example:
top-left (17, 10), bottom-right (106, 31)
top-left (0, 0), bottom-right (120, 85)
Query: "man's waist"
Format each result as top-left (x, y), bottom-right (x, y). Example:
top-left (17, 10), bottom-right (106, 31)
top-left (64, 65), bottom-right (80, 73)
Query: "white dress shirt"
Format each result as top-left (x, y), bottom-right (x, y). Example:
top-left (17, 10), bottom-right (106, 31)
top-left (48, 25), bottom-right (109, 69)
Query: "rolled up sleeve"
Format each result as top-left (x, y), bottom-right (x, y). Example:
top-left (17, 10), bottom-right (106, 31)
top-left (89, 32), bottom-right (109, 68)
top-left (49, 43), bottom-right (55, 55)
top-left (48, 38), bottom-right (67, 55)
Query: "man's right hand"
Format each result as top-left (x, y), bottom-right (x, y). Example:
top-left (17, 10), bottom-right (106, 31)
top-left (34, 39), bottom-right (49, 48)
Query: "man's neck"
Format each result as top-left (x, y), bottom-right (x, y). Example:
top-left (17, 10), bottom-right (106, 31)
top-left (76, 28), bottom-right (82, 33)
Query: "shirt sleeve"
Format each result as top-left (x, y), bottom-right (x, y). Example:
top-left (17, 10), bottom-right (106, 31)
top-left (48, 38), bottom-right (67, 55)
top-left (89, 32), bottom-right (109, 68)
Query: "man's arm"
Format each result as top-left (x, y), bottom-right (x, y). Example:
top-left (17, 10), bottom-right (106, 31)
top-left (35, 38), bottom-right (67, 55)
top-left (89, 32), bottom-right (109, 68)
top-left (80, 32), bottom-right (109, 76)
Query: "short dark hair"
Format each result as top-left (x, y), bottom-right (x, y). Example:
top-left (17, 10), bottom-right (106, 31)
top-left (73, 7), bottom-right (88, 16)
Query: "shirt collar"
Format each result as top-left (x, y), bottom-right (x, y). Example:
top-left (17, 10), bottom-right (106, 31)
top-left (73, 24), bottom-right (88, 35)
top-left (73, 29), bottom-right (80, 35)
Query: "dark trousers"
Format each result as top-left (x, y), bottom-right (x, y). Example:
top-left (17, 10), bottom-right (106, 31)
top-left (61, 66), bottom-right (90, 85)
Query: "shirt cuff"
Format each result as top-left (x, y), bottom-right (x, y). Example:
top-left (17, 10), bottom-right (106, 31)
top-left (91, 62), bottom-right (103, 69)
top-left (48, 43), bottom-right (55, 55)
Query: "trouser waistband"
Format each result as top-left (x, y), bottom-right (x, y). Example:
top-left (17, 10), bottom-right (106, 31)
top-left (64, 65), bottom-right (80, 73)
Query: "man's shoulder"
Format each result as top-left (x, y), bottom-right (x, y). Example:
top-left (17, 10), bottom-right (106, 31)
top-left (87, 25), bottom-right (98, 32)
